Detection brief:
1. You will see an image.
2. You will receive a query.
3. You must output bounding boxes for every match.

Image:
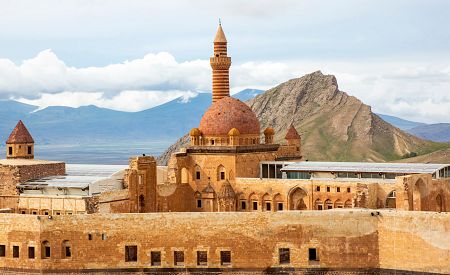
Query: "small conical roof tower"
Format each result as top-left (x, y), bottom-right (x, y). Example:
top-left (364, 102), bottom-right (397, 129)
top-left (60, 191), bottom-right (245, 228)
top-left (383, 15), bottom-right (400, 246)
top-left (6, 120), bottom-right (34, 144)
top-left (6, 120), bottom-right (35, 159)
top-left (285, 124), bottom-right (301, 140)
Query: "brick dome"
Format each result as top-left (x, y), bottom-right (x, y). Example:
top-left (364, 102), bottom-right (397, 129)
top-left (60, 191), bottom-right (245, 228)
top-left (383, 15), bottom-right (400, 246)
top-left (199, 97), bottom-right (260, 136)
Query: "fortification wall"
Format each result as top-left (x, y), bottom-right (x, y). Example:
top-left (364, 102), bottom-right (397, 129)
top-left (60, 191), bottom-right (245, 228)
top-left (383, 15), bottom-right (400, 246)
top-left (0, 210), bottom-right (448, 274)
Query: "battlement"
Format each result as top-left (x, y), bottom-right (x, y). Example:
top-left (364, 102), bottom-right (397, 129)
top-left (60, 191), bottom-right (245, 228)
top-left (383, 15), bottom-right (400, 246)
top-left (0, 210), bottom-right (448, 274)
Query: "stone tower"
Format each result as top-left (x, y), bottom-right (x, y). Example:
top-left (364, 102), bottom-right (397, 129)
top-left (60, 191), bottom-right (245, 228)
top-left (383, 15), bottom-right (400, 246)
top-left (6, 120), bottom-right (34, 159)
top-left (210, 23), bottom-right (231, 103)
top-left (124, 155), bottom-right (157, 213)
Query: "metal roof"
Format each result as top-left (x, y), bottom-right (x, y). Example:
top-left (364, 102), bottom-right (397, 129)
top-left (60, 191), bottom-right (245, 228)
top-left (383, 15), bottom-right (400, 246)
top-left (280, 162), bottom-right (449, 174)
top-left (19, 164), bottom-right (127, 189)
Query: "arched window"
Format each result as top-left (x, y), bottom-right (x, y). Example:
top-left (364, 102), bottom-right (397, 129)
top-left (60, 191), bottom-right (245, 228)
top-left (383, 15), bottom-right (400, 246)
top-left (62, 240), bottom-right (71, 258)
top-left (42, 241), bottom-right (51, 259)
top-left (249, 193), bottom-right (259, 211)
top-left (262, 193), bottom-right (272, 211)
top-left (344, 199), bottom-right (352, 208)
top-left (273, 193), bottom-right (284, 211)
top-left (181, 167), bottom-right (189, 184)
top-left (289, 187), bottom-right (307, 210)
top-left (334, 199), bottom-right (343, 209)
top-left (314, 199), bottom-right (323, 210)
top-left (217, 165), bottom-right (226, 181)
top-left (325, 199), bottom-right (333, 210)
top-left (385, 190), bottom-right (396, 208)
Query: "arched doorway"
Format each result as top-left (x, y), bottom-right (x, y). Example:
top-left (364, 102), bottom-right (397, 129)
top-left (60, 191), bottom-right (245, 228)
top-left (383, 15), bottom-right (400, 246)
top-left (344, 199), bottom-right (352, 208)
top-left (413, 179), bottom-right (427, 211)
top-left (385, 190), bottom-right (396, 209)
top-left (289, 187), bottom-right (307, 210)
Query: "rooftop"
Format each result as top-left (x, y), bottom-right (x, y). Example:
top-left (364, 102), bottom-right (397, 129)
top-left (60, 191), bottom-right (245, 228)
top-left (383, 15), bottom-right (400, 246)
top-left (6, 120), bottom-right (34, 144)
top-left (18, 164), bottom-right (126, 190)
top-left (0, 159), bottom-right (63, 166)
top-left (280, 161), bottom-right (449, 174)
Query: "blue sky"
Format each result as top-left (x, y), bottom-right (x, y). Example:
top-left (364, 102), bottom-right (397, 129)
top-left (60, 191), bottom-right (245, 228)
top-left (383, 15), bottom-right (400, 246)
top-left (0, 0), bottom-right (450, 123)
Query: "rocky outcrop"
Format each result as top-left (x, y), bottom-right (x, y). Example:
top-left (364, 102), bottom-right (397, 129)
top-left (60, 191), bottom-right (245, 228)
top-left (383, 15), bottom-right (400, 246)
top-left (158, 71), bottom-right (449, 165)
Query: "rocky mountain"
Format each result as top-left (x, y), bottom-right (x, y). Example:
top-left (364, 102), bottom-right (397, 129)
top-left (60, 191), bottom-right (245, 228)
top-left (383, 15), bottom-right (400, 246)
top-left (408, 123), bottom-right (450, 142)
top-left (158, 71), bottom-right (449, 164)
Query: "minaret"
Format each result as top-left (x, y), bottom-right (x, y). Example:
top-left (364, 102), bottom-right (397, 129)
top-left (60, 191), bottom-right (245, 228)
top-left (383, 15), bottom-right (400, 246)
top-left (210, 22), bottom-right (231, 103)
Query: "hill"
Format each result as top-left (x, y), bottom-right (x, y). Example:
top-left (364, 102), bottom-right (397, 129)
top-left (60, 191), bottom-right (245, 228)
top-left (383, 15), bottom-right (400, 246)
top-left (395, 148), bottom-right (450, 163)
top-left (158, 71), bottom-right (449, 164)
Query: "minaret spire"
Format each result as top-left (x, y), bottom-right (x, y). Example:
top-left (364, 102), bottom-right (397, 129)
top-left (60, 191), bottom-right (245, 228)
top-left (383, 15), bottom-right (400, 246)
top-left (210, 21), bottom-right (231, 103)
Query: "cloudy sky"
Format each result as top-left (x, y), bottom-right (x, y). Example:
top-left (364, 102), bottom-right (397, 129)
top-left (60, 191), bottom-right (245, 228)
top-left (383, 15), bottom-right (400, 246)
top-left (1, 0), bottom-right (450, 123)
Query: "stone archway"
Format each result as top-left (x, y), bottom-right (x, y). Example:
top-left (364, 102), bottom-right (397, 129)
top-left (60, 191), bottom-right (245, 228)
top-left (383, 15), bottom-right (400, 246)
top-left (413, 179), bottom-right (427, 211)
top-left (289, 187), bottom-right (307, 210)
top-left (181, 167), bottom-right (189, 184)
top-left (385, 190), bottom-right (396, 209)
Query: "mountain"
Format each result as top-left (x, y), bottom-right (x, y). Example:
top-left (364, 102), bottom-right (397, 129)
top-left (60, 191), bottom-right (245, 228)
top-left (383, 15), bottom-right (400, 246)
top-left (395, 148), bottom-right (450, 163)
top-left (376, 114), bottom-right (426, 130)
top-left (408, 123), bottom-right (450, 142)
top-left (158, 71), bottom-right (450, 164)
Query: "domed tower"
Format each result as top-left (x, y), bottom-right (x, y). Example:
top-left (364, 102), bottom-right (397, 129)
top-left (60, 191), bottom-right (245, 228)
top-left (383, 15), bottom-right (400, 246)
top-left (6, 120), bottom-right (35, 159)
top-left (210, 23), bottom-right (231, 103)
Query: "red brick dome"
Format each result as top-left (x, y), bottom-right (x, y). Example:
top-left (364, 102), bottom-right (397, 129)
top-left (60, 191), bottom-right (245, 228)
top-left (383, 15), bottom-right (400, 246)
top-left (199, 97), bottom-right (260, 136)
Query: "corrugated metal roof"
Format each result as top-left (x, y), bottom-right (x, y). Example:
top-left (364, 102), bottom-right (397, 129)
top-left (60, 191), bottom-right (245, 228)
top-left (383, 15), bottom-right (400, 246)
top-left (280, 162), bottom-right (449, 174)
top-left (19, 164), bottom-right (127, 189)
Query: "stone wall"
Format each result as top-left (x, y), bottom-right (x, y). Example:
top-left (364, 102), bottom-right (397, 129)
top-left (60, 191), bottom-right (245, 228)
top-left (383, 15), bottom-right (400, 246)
top-left (0, 210), bottom-right (448, 274)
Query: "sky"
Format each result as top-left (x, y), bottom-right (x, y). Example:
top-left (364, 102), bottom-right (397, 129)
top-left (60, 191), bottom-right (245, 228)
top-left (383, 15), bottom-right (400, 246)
top-left (0, 0), bottom-right (450, 123)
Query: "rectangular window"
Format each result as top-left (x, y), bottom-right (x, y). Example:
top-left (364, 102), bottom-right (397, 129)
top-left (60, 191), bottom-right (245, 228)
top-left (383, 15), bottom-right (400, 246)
top-left (278, 203), bottom-right (283, 211)
top-left (151, 251), bottom-right (161, 266)
top-left (27, 146), bottom-right (32, 154)
top-left (336, 187), bottom-right (340, 192)
top-left (347, 187), bottom-right (351, 193)
top-left (220, 251), bottom-right (231, 266)
top-left (241, 201), bottom-right (246, 210)
top-left (88, 234), bottom-right (93, 240)
top-left (316, 186), bottom-right (320, 192)
top-left (276, 164), bottom-right (283, 179)
top-left (0, 245), bottom-right (5, 257)
top-left (326, 186), bottom-right (330, 192)
top-left (196, 171), bottom-right (201, 180)
top-left (174, 251), bottom-right (184, 266)
top-left (44, 246), bottom-right (51, 258)
top-left (65, 246), bottom-right (71, 257)
top-left (265, 202), bottom-right (271, 211)
top-left (308, 248), bottom-right (318, 261)
top-left (197, 251), bottom-right (207, 266)
top-left (8, 147), bottom-right (12, 155)
top-left (279, 248), bottom-right (290, 264)
top-left (220, 171), bottom-right (225, 180)
top-left (125, 245), bottom-right (137, 262)
top-left (13, 246), bottom-right (19, 258)
top-left (262, 164), bottom-right (268, 178)
top-left (28, 247), bottom-right (35, 259)
top-left (197, 199), bottom-right (202, 208)
top-left (102, 233), bottom-right (107, 240)
top-left (318, 205), bottom-right (323, 210)
top-left (252, 201), bottom-right (258, 210)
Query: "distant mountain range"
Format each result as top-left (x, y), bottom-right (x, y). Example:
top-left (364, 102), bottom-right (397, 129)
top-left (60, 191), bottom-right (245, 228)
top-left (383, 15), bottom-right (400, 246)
top-left (377, 114), bottom-right (450, 142)
top-left (0, 89), bottom-right (264, 145)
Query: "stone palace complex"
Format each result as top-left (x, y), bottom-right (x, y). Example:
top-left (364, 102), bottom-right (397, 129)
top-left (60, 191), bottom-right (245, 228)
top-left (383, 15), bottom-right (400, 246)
top-left (0, 24), bottom-right (449, 274)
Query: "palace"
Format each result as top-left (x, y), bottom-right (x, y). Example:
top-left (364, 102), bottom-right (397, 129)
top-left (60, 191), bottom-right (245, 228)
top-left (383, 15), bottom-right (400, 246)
top-left (0, 23), bottom-right (449, 274)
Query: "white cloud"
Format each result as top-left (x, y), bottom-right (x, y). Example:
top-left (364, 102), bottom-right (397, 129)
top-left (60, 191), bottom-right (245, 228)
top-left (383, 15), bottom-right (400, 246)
top-left (2, 50), bottom-right (450, 123)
